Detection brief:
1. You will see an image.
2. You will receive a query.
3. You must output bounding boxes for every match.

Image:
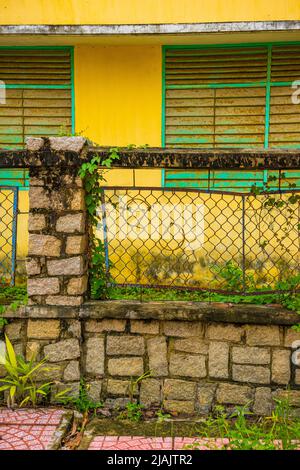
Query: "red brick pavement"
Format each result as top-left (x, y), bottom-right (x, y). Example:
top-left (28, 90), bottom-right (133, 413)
top-left (0, 408), bottom-right (66, 450)
top-left (88, 436), bottom-right (229, 450)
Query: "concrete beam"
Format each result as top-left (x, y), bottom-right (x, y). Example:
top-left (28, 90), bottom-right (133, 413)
top-left (0, 21), bottom-right (300, 36)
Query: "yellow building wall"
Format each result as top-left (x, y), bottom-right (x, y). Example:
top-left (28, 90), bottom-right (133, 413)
top-left (74, 46), bottom-right (162, 146)
top-left (16, 191), bottom-right (29, 260)
top-left (1, 0), bottom-right (300, 24)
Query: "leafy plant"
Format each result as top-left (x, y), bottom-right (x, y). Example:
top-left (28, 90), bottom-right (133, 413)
top-left (0, 286), bottom-right (28, 330)
top-left (0, 335), bottom-right (62, 407)
top-left (0, 285), bottom-right (27, 305)
top-left (212, 260), bottom-right (255, 292)
top-left (155, 409), bottom-right (172, 422)
top-left (118, 402), bottom-right (144, 422)
top-left (0, 317), bottom-right (7, 328)
top-left (57, 378), bottom-right (103, 414)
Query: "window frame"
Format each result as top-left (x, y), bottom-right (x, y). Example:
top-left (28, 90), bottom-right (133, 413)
top-left (161, 41), bottom-right (300, 149)
top-left (0, 46), bottom-right (74, 185)
top-left (0, 45), bottom-right (75, 139)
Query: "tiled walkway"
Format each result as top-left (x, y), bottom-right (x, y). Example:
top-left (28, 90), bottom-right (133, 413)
top-left (1, 409), bottom-right (297, 451)
top-left (88, 436), bottom-right (228, 450)
top-left (0, 408), bottom-right (68, 450)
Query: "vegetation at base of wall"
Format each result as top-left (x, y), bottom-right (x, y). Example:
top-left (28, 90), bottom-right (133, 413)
top-left (0, 335), bottom-right (67, 407)
top-left (184, 400), bottom-right (300, 451)
top-left (117, 371), bottom-right (152, 422)
top-left (57, 379), bottom-right (103, 414)
top-left (57, 379), bottom-right (104, 450)
top-left (0, 317), bottom-right (7, 328)
top-left (0, 285), bottom-right (28, 325)
top-left (0, 285), bottom-right (27, 305)
top-left (117, 402), bottom-right (144, 422)
top-left (109, 285), bottom-right (300, 308)
top-left (84, 398), bottom-right (300, 450)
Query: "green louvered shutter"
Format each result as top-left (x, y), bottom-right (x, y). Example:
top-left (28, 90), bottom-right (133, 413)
top-left (164, 46), bottom-right (268, 148)
top-left (164, 169), bottom-right (267, 190)
top-left (164, 169), bottom-right (300, 191)
top-left (0, 48), bottom-right (72, 149)
top-left (269, 44), bottom-right (300, 148)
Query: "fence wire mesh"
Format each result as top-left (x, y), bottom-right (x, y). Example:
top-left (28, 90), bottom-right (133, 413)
top-left (0, 186), bottom-right (18, 286)
top-left (98, 187), bottom-right (300, 295)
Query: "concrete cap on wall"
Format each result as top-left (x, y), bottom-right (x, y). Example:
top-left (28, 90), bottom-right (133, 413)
top-left (25, 136), bottom-right (88, 154)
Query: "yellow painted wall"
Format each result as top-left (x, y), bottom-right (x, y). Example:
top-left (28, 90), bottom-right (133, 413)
top-left (74, 46), bottom-right (162, 146)
top-left (1, 0), bottom-right (300, 24)
top-left (16, 192), bottom-right (29, 260)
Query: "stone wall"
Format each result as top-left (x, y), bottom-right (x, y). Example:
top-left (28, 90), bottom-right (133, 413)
top-left (1, 302), bottom-right (300, 416)
top-left (1, 137), bottom-right (299, 417)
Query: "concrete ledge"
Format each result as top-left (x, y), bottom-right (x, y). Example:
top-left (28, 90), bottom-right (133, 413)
top-left (3, 301), bottom-right (297, 325)
top-left (0, 145), bottom-right (300, 170)
top-left (0, 21), bottom-right (300, 36)
top-left (80, 301), bottom-right (300, 325)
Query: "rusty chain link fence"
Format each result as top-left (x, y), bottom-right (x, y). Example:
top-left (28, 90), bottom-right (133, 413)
top-left (98, 186), bottom-right (300, 295)
top-left (0, 186), bottom-right (18, 286)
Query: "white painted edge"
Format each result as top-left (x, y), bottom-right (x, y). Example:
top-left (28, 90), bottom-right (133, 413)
top-left (0, 21), bottom-right (300, 36)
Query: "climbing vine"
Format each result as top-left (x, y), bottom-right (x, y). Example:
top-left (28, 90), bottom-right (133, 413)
top-left (78, 148), bottom-right (120, 299)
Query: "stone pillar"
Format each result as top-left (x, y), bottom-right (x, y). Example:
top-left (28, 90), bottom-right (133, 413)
top-left (26, 137), bottom-right (89, 306)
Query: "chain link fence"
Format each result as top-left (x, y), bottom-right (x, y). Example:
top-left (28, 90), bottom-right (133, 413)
top-left (98, 186), bottom-right (300, 295)
top-left (0, 186), bottom-right (18, 286)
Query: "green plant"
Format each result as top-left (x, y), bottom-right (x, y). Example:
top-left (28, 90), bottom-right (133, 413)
top-left (0, 285), bottom-right (27, 304)
top-left (276, 274), bottom-right (300, 314)
top-left (0, 317), bottom-right (7, 328)
top-left (186, 399), bottom-right (300, 451)
top-left (118, 402), bottom-right (144, 422)
top-left (0, 335), bottom-right (63, 407)
top-left (117, 371), bottom-right (151, 422)
top-left (57, 378), bottom-right (103, 414)
top-left (156, 409), bottom-right (172, 422)
top-left (57, 125), bottom-right (88, 138)
top-left (154, 409), bottom-right (173, 438)
top-left (0, 286), bottom-right (28, 322)
top-left (78, 148), bottom-right (120, 299)
top-left (128, 370), bottom-right (152, 402)
top-left (212, 260), bottom-right (255, 292)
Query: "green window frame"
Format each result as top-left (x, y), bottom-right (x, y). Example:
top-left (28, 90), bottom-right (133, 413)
top-left (0, 46), bottom-right (75, 148)
top-left (0, 46), bottom-right (74, 187)
top-left (162, 41), bottom-right (300, 149)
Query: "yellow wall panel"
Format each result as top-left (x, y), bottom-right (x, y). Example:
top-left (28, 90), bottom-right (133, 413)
top-left (104, 169), bottom-right (134, 186)
top-left (16, 191), bottom-right (29, 259)
top-left (74, 46), bottom-right (162, 146)
top-left (104, 169), bottom-right (162, 188)
top-left (134, 170), bottom-right (162, 187)
top-left (1, 0), bottom-right (300, 24)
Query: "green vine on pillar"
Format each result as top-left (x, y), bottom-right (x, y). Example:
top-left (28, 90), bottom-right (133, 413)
top-left (78, 148), bottom-right (120, 299)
